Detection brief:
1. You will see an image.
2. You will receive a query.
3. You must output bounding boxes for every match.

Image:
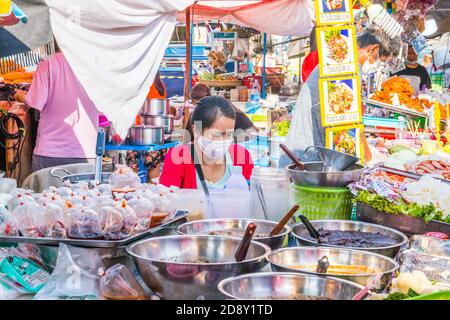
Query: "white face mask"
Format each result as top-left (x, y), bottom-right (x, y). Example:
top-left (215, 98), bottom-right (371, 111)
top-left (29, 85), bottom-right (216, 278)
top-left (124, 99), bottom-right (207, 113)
top-left (197, 136), bottom-right (233, 160)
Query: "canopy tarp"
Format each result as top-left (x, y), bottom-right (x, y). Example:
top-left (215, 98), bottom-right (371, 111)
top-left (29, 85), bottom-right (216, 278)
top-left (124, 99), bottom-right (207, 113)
top-left (45, 0), bottom-right (314, 138)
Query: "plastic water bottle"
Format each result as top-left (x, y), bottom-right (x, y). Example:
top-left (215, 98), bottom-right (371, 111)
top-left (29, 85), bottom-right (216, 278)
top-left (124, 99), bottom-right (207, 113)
top-left (395, 116), bottom-right (407, 139)
top-left (226, 166), bottom-right (249, 191)
top-left (250, 79), bottom-right (260, 102)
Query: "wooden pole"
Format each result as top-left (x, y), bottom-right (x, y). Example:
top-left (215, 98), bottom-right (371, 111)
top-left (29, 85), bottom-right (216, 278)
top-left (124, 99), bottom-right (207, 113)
top-left (183, 6), bottom-right (192, 129)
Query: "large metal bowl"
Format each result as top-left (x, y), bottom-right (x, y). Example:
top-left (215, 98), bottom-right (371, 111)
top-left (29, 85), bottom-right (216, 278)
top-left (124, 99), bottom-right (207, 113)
top-left (268, 247), bottom-right (399, 290)
top-left (292, 220), bottom-right (408, 258)
top-left (126, 235), bottom-right (270, 300)
top-left (218, 272), bottom-right (368, 300)
top-left (176, 218), bottom-right (291, 250)
top-left (286, 163), bottom-right (365, 187)
top-left (306, 146), bottom-right (360, 171)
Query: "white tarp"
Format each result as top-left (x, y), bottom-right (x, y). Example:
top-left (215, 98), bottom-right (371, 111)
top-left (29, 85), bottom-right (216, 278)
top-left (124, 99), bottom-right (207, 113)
top-left (45, 0), bottom-right (195, 138)
top-left (45, 0), bottom-right (314, 138)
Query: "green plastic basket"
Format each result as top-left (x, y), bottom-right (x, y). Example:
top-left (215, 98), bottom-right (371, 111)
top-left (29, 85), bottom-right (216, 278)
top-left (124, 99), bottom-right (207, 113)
top-left (290, 184), bottom-right (353, 221)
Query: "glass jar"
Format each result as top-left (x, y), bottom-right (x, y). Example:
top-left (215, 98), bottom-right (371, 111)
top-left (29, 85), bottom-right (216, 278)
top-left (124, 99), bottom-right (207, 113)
top-left (250, 167), bottom-right (290, 221)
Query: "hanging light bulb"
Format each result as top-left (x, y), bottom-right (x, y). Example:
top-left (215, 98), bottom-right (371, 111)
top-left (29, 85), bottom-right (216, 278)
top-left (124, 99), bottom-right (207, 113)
top-left (359, 0), bottom-right (403, 39)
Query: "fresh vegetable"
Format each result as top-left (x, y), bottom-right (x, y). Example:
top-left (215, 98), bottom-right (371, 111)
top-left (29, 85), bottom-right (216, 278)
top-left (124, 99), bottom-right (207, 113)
top-left (388, 144), bottom-right (418, 155)
top-left (272, 120), bottom-right (291, 137)
top-left (405, 291), bottom-right (450, 300)
top-left (384, 289), bottom-right (419, 300)
top-left (355, 190), bottom-right (449, 223)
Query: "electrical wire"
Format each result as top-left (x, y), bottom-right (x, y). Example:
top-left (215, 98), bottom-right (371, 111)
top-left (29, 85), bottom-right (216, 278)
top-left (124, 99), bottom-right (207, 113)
top-left (0, 105), bottom-right (26, 179)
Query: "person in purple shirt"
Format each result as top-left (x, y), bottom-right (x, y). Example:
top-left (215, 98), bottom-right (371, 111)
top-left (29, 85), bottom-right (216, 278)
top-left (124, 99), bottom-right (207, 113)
top-left (15, 41), bottom-right (100, 172)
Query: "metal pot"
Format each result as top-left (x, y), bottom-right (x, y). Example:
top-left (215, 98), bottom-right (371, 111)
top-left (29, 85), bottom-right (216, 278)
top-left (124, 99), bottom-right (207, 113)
top-left (286, 163), bottom-right (365, 187)
top-left (267, 247), bottom-right (399, 290)
top-left (126, 235), bottom-right (270, 300)
top-left (127, 125), bottom-right (164, 145)
top-left (291, 220), bottom-right (408, 258)
top-left (176, 218), bottom-right (291, 251)
top-left (279, 84), bottom-right (300, 96)
top-left (141, 98), bottom-right (169, 116)
top-left (218, 272), bottom-right (368, 300)
top-left (141, 115), bottom-right (174, 134)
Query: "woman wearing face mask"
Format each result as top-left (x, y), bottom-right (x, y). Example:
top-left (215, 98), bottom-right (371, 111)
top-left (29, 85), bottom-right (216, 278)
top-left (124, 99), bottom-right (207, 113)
top-left (159, 96), bottom-right (254, 189)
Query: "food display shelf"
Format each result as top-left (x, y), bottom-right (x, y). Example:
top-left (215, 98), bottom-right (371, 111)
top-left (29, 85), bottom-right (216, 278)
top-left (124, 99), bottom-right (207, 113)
top-left (364, 99), bottom-right (427, 118)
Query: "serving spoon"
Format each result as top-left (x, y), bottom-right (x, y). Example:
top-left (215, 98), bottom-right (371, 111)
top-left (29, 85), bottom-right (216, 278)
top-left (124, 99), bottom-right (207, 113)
top-left (235, 223), bottom-right (257, 262)
top-left (298, 214), bottom-right (321, 244)
top-left (269, 204), bottom-right (299, 237)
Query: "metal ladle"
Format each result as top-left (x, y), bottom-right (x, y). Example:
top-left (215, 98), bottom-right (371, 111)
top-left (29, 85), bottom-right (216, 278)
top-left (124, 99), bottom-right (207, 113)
top-left (298, 214), bottom-right (321, 244)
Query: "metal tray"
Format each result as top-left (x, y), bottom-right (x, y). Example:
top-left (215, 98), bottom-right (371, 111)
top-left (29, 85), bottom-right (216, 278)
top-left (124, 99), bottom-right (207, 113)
top-left (379, 165), bottom-right (450, 184)
top-left (0, 211), bottom-right (188, 249)
top-left (356, 202), bottom-right (450, 237)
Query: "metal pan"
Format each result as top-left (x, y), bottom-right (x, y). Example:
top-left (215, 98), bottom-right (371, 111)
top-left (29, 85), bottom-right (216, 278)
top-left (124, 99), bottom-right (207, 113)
top-left (0, 212), bottom-right (188, 249)
top-left (50, 168), bottom-right (112, 184)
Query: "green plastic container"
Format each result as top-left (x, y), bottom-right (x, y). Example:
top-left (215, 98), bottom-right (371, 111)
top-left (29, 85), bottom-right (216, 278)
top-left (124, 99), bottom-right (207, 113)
top-left (290, 184), bottom-right (353, 221)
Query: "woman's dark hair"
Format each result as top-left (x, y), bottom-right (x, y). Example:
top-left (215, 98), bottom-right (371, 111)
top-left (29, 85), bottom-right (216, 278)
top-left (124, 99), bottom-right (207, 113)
top-left (191, 84), bottom-right (211, 101)
top-left (190, 96), bottom-right (236, 133)
top-left (309, 26), bottom-right (317, 52)
top-left (379, 44), bottom-right (390, 58)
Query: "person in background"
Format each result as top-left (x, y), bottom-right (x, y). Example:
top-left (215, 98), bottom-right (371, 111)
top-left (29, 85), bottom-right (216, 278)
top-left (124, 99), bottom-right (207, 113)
top-left (186, 84), bottom-right (257, 142)
top-left (393, 44), bottom-right (431, 91)
top-left (14, 40), bottom-right (100, 172)
top-left (301, 27), bottom-right (318, 83)
top-left (284, 28), bottom-right (395, 167)
top-left (127, 70), bottom-right (167, 181)
top-left (160, 96), bottom-right (253, 189)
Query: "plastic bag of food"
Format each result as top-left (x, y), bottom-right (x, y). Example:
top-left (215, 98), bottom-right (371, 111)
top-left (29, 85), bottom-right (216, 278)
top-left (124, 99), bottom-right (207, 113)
top-left (7, 189), bottom-right (35, 212)
top-left (0, 178), bottom-right (17, 193)
top-left (0, 206), bottom-right (19, 236)
top-left (65, 195), bottom-right (95, 210)
top-left (109, 165), bottom-right (141, 191)
top-left (398, 249), bottom-right (450, 285)
top-left (91, 195), bottom-right (115, 213)
top-left (41, 203), bottom-right (68, 238)
top-left (11, 201), bottom-right (48, 237)
top-left (115, 201), bottom-right (142, 236)
top-left (99, 264), bottom-right (147, 300)
top-left (33, 243), bottom-right (104, 300)
top-left (97, 206), bottom-right (124, 240)
top-left (408, 235), bottom-right (450, 257)
top-left (67, 207), bottom-right (103, 239)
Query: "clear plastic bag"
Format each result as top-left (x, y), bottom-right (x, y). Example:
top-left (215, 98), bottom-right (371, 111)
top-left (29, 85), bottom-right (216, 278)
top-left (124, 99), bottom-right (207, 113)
top-left (99, 264), bottom-right (147, 300)
top-left (398, 249), bottom-right (450, 285)
top-left (11, 201), bottom-right (48, 237)
top-left (0, 206), bottom-right (19, 236)
top-left (97, 206), bottom-right (124, 240)
top-left (0, 177), bottom-right (17, 193)
top-left (7, 189), bottom-right (35, 212)
top-left (408, 235), bottom-right (450, 258)
top-left (67, 207), bottom-right (103, 239)
top-left (109, 165), bottom-right (141, 190)
top-left (42, 203), bottom-right (68, 238)
top-left (115, 201), bottom-right (141, 236)
top-left (33, 243), bottom-right (104, 300)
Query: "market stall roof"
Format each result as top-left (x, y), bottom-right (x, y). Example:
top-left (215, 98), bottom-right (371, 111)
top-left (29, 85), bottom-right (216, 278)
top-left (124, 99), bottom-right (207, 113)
top-left (177, 0), bottom-right (315, 37)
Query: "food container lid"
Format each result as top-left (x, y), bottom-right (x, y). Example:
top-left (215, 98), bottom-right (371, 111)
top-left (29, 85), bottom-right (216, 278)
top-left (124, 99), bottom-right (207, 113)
top-left (424, 232), bottom-right (448, 240)
top-left (251, 167), bottom-right (289, 180)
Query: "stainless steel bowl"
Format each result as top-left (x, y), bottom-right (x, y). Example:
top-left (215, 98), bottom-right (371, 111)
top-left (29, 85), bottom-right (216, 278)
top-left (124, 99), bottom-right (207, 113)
top-left (176, 218), bottom-right (291, 251)
top-left (141, 98), bottom-right (169, 116)
top-left (218, 272), bottom-right (367, 300)
top-left (127, 235), bottom-right (270, 300)
top-left (127, 125), bottom-right (164, 145)
top-left (141, 115), bottom-right (174, 134)
top-left (292, 220), bottom-right (408, 258)
top-left (306, 146), bottom-right (360, 171)
top-left (268, 247), bottom-right (399, 290)
top-left (286, 163), bottom-right (365, 187)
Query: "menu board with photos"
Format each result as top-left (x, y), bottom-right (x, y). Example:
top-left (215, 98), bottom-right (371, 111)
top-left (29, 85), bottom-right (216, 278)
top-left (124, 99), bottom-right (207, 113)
top-left (315, 0), bottom-right (354, 25)
top-left (316, 26), bottom-right (358, 77)
top-left (325, 124), bottom-right (364, 158)
top-left (319, 76), bottom-right (362, 127)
